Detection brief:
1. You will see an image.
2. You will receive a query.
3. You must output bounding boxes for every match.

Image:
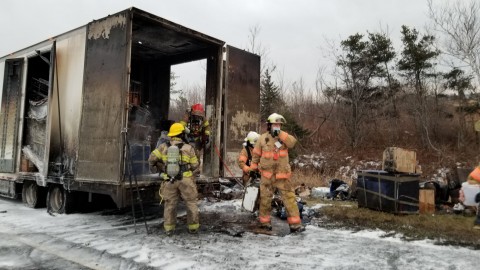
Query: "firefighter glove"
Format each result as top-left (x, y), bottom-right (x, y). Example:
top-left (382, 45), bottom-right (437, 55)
top-left (149, 165), bottom-right (159, 174)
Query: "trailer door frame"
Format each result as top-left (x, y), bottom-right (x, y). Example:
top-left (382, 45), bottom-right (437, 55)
top-left (0, 59), bottom-right (24, 173)
top-left (42, 42), bottom-right (56, 180)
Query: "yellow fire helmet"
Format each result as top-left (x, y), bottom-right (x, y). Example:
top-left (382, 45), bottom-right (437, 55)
top-left (168, 123), bottom-right (185, 137)
top-left (267, 113), bottom-right (286, 124)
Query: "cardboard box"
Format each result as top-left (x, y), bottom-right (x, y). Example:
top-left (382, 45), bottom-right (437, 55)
top-left (382, 147), bottom-right (418, 174)
top-left (419, 189), bottom-right (435, 214)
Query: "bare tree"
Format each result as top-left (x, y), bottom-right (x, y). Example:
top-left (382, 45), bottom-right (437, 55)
top-left (428, 0), bottom-right (480, 85)
top-left (307, 65), bottom-right (339, 141)
top-left (246, 24), bottom-right (274, 77)
top-left (168, 82), bottom-right (205, 122)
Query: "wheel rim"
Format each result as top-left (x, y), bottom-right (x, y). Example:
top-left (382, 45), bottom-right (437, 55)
top-left (49, 187), bottom-right (64, 212)
top-left (24, 183), bottom-right (37, 206)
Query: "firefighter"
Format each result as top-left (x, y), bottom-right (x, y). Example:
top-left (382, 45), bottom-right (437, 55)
top-left (464, 166), bottom-right (480, 230)
top-left (238, 131), bottom-right (260, 186)
top-left (180, 103), bottom-right (211, 153)
top-left (250, 113), bottom-right (305, 233)
top-left (148, 123), bottom-right (200, 236)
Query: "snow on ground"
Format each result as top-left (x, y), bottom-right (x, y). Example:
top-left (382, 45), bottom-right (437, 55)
top-left (1, 197), bottom-right (479, 270)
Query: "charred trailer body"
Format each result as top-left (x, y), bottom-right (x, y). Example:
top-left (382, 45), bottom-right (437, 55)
top-left (0, 7), bottom-right (260, 213)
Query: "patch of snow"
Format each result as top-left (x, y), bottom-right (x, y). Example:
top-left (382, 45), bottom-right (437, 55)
top-left (311, 187), bottom-right (330, 198)
top-left (1, 197), bottom-right (480, 269)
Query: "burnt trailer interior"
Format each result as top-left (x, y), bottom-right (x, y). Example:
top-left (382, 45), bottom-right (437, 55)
top-left (0, 8), bottom-right (260, 214)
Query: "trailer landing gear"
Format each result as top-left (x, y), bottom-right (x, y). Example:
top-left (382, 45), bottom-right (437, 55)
top-left (22, 181), bottom-right (46, 208)
top-left (47, 185), bottom-right (74, 214)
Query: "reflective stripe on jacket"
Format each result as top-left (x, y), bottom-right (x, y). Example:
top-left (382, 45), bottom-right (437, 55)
top-left (148, 137), bottom-right (199, 178)
top-left (238, 147), bottom-right (253, 174)
top-left (251, 131), bottom-right (296, 179)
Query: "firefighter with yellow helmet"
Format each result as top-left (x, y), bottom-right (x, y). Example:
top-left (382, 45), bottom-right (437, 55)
top-left (148, 123), bottom-right (200, 235)
top-left (238, 131), bottom-right (260, 186)
top-left (250, 113), bottom-right (305, 233)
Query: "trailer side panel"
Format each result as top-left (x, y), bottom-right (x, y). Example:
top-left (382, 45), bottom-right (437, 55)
top-left (224, 46), bottom-right (261, 177)
top-left (48, 29), bottom-right (87, 176)
top-left (76, 13), bottom-right (129, 183)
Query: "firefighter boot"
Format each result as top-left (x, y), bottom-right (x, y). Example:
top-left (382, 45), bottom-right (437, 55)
top-left (165, 229), bottom-right (175, 236)
top-left (289, 223), bottom-right (305, 233)
top-left (259, 222), bottom-right (272, 231)
top-left (188, 223), bottom-right (199, 234)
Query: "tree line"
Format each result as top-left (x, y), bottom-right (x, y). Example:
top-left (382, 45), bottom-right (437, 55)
top-left (258, 0), bottom-right (480, 166)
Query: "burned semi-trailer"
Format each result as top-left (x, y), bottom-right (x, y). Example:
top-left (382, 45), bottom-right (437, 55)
top-left (0, 7), bottom-right (260, 213)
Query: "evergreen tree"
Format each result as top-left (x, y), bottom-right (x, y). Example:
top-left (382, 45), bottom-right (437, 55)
top-left (397, 25), bottom-right (440, 150)
top-left (336, 32), bottom-right (396, 148)
top-left (444, 68), bottom-right (475, 150)
top-left (260, 68), bottom-right (281, 121)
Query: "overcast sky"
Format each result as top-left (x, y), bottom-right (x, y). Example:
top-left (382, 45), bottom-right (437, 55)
top-left (0, 0), bottom-right (445, 90)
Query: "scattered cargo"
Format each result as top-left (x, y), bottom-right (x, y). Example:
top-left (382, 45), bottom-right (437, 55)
top-left (382, 147), bottom-right (420, 174)
top-left (461, 182), bottom-right (480, 206)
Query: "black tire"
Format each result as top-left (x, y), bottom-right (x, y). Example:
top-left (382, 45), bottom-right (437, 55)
top-left (47, 185), bottom-right (74, 214)
top-left (22, 181), bottom-right (46, 208)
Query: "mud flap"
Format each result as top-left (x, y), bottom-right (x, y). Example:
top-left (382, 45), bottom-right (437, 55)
top-left (242, 186), bottom-right (259, 212)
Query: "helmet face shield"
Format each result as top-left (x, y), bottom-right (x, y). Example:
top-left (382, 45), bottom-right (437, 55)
top-left (191, 110), bottom-right (205, 118)
top-left (191, 115), bottom-right (203, 125)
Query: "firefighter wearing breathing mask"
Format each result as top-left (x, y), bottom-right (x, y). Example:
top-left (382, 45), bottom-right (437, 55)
top-left (180, 103), bottom-right (211, 153)
top-left (238, 131), bottom-right (260, 186)
top-left (148, 123), bottom-right (200, 236)
top-left (250, 113), bottom-right (305, 233)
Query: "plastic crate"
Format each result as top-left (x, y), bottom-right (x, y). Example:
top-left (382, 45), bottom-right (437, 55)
top-left (356, 170), bottom-right (419, 214)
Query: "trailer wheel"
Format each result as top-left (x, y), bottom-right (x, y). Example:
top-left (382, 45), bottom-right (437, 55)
top-left (47, 185), bottom-right (74, 214)
top-left (22, 181), bottom-right (46, 208)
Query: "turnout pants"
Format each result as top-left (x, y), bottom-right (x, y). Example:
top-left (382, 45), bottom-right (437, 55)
top-left (258, 175), bottom-right (301, 227)
top-left (160, 177), bottom-right (199, 232)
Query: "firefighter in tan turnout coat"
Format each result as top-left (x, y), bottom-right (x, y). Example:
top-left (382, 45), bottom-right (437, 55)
top-left (250, 113), bottom-right (305, 233)
top-left (148, 123), bottom-right (200, 235)
top-left (238, 131), bottom-right (260, 186)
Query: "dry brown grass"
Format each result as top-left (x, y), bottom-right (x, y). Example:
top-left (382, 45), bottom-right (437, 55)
top-left (291, 168), bottom-right (356, 188)
top-left (307, 198), bottom-right (480, 249)
top-left (290, 169), bottom-right (328, 188)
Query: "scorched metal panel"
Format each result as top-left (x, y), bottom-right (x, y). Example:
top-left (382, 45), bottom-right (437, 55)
top-left (76, 12), bottom-right (129, 183)
top-left (0, 59), bottom-right (23, 172)
top-left (224, 46), bottom-right (260, 178)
